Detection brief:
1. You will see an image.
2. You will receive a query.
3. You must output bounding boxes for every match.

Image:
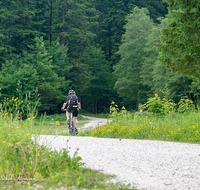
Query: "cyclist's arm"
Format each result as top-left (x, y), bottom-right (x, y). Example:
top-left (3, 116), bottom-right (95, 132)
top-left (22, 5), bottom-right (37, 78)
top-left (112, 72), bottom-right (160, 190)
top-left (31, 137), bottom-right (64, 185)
top-left (62, 103), bottom-right (67, 110)
top-left (78, 102), bottom-right (81, 110)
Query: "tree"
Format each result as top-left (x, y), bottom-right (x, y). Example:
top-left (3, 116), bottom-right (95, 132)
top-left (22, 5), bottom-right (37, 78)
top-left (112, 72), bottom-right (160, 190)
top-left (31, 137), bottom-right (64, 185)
top-left (158, 0), bottom-right (200, 78)
top-left (0, 57), bottom-right (38, 100)
top-left (114, 7), bottom-right (154, 109)
top-left (81, 47), bottom-right (111, 113)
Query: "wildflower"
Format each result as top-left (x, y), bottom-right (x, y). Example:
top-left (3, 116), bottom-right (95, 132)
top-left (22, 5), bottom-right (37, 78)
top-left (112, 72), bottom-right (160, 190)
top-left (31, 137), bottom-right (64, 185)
top-left (76, 148), bottom-right (79, 150)
top-left (29, 167), bottom-right (32, 169)
top-left (3, 141), bottom-right (6, 143)
top-left (69, 147), bottom-right (71, 149)
top-left (10, 145), bottom-right (13, 148)
top-left (9, 143), bottom-right (11, 145)
top-left (62, 171), bottom-right (65, 174)
top-left (45, 147), bottom-right (49, 149)
top-left (21, 100), bottom-right (23, 103)
top-left (4, 172), bottom-right (7, 176)
top-left (21, 180), bottom-right (25, 184)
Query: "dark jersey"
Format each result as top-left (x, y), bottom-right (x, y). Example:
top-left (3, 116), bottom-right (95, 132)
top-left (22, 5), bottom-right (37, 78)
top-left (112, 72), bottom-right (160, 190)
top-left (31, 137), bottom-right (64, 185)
top-left (65, 94), bottom-right (79, 105)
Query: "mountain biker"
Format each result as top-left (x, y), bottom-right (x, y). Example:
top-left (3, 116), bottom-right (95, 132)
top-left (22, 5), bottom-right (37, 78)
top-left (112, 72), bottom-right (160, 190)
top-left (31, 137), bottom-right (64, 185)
top-left (61, 90), bottom-right (81, 134)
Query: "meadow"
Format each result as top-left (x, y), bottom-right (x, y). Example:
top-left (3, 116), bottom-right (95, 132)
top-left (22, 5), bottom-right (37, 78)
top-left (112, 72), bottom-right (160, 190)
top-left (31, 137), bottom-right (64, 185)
top-left (0, 97), bottom-right (133, 190)
top-left (92, 96), bottom-right (200, 144)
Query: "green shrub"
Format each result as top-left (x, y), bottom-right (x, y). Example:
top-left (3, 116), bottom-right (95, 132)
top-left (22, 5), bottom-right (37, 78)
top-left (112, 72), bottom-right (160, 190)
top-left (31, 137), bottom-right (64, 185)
top-left (177, 97), bottom-right (195, 113)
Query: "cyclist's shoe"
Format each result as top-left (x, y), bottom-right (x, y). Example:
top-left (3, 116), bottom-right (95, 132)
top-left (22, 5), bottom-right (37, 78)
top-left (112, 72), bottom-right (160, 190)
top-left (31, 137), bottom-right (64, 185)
top-left (75, 128), bottom-right (78, 135)
top-left (67, 119), bottom-right (69, 124)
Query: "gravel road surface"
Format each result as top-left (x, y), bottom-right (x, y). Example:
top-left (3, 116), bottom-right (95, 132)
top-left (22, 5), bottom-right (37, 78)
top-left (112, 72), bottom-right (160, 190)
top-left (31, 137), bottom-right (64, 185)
top-left (37, 116), bottom-right (200, 190)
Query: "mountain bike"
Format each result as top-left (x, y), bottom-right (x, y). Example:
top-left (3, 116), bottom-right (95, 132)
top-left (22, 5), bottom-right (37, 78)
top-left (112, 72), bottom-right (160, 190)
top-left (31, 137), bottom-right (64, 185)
top-left (62, 108), bottom-right (78, 136)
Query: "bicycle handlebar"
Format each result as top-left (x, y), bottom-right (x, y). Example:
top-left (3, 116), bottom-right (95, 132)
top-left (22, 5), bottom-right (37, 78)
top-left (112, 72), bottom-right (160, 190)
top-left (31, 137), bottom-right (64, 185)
top-left (61, 108), bottom-right (81, 111)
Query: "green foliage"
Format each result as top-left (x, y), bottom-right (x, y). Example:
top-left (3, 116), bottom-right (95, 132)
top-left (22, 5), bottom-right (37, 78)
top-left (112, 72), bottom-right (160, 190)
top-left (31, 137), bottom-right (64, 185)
top-left (177, 97), bottom-right (195, 113)
top-left (139, 93), bottom-right (176, 115)
top-left (139, 86), bottom-right (196, 115)
top-left (0, 37), bottom-right (67, 113)
top-left (158, 0), bottom-right (200, 78)
top-left (114, 7), bottom-right (154, 109)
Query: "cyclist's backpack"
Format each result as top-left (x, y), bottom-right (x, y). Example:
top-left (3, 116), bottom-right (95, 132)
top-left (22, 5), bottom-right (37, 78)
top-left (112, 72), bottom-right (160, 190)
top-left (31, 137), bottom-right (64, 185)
top-left (68, 95), bottom-right (78, 107)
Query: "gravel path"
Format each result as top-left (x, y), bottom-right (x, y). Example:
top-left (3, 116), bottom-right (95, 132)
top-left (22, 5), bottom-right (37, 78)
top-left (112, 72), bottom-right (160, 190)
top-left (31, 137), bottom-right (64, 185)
top-left (37, 116), bottom-right (200, 190)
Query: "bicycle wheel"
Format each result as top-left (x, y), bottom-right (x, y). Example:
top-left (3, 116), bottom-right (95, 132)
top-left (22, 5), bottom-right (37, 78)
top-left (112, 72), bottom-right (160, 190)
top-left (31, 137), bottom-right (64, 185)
top-left (71, 118), bottom-right (76, 136)
top-left (68, 117), bottom-right (73, 136)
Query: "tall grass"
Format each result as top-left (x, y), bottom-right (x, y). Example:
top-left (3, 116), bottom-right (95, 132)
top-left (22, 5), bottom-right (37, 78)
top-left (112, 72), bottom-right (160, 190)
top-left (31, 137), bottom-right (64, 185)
top-left (92, 98), bottom-right (200, 143)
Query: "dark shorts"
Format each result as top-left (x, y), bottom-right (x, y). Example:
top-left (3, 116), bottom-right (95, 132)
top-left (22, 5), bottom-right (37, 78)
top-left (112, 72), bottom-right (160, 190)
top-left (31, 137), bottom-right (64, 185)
top-left (67, 106), bottom-right (78, 117)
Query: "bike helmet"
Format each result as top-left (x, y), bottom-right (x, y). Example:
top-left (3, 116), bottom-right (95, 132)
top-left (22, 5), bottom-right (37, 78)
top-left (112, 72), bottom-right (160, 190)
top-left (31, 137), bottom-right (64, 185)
top-left (68, 89), bottom-right (76, 95)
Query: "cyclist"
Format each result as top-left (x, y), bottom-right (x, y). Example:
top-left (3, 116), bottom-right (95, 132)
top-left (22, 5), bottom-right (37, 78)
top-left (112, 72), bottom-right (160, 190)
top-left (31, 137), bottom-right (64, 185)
top-left (61, 90), bottom-right (81, 134)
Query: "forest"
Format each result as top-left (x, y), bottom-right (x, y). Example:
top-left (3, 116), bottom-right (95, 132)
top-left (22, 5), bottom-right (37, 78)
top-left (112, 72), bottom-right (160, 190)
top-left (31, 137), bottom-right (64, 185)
top-left (0, 0), bottom-right (199, 114)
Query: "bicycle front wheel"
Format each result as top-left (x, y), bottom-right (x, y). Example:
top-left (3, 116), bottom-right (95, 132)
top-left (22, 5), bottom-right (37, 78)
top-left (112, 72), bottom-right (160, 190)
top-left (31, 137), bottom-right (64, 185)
top-left (69, 118), bottom-right (75, 136)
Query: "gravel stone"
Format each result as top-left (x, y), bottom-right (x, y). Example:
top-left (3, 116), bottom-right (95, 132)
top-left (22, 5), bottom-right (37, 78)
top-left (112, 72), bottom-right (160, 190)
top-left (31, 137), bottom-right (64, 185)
top-left (37, 135), bottom-right (200, 190)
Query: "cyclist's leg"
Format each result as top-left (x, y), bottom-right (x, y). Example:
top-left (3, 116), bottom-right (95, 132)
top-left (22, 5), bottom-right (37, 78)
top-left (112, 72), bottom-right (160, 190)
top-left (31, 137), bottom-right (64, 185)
top-left (66, 111), bottom-right (69, 119)
top-left (66, 106), bottom-right (70, 123)
top-left (74, 117), bottom-right (78, 128)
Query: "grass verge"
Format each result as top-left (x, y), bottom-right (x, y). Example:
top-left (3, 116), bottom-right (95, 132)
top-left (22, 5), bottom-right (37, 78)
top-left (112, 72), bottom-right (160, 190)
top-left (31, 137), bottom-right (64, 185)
top-left (92, 110), bottom-right (200, 144)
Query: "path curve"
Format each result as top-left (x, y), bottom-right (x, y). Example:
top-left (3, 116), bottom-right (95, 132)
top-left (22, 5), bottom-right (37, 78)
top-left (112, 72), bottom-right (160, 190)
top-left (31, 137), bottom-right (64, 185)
top-left (80, 115), bottom-right (108, 129)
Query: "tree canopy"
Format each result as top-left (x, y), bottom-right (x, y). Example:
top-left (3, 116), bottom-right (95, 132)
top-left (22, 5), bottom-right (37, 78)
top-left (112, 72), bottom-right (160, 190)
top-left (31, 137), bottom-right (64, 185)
top-left (158, 0), bottom-right (200, 78)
